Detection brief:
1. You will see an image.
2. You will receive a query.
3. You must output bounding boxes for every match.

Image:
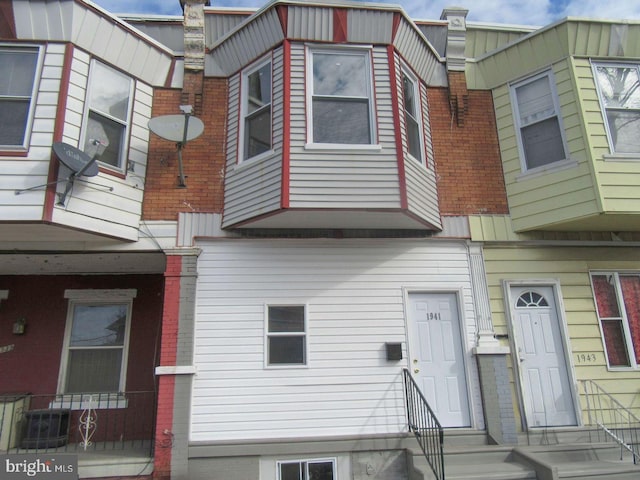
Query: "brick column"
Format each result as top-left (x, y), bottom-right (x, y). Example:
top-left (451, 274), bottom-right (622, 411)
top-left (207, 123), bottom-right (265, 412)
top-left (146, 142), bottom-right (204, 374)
top-left (154, 252), bottom-right (199, 480)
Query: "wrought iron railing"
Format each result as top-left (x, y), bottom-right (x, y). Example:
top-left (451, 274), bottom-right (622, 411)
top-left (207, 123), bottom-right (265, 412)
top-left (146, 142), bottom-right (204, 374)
top-left (581, 379), bottom-right (639, 464)
top-left (0, 391), bottom-right (155, 456)
top-left (403, 368), bottom-right (445, 480)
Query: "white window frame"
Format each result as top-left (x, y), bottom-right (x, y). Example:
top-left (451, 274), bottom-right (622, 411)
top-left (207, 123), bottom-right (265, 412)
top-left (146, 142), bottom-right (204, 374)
top-left (592, 61), bottom-right (640, 157)
top-left (0, 44), bottom-right (43, 151)
top-left (239, 55), bottom-right (273, 163)
top-left (276, 458), bottom-right (337, 480)
top-left (80, 59), bottom-right (134, 173)
top-left (58, 289), bottom-right (136, 395)
top-left (590, 272), bottom-right (640, 370)
top-left (401, 66), bottom-right (425, 164)
top-left (265, 304), bottom-right (308, 368)
top-left (305, 45), bottom-right (377, 149)
top-left (510, 70), bottom-right (570, 173)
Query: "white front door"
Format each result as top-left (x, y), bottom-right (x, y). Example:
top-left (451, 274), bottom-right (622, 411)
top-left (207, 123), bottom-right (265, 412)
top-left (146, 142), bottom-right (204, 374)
top-left (511, 286), bottom-right (577, 427)
top-left (407, 292), bottom-right (471, 427)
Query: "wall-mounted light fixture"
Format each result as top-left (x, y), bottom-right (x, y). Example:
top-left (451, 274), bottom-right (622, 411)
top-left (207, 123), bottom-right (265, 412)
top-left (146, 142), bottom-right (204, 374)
top-left (12, 318), bottom-right (26, 335)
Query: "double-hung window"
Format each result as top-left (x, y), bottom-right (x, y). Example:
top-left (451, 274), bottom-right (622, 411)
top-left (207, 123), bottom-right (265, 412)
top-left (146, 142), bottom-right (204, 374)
top-left (278, 459), bottom-right (335, 480)
top-left (593, 63), bottom-right (640, 154)
top-left (60, 289), bottom-right (135, 393)
top-left (309, 48), bottom-right (375, 145)
top-left (402, 70), bottom-right (424, 163)
top-left (82, 60), bottom-right (133, 171)
top-left (266, 305), bottom-right (306, 366)
top-left (0, 46), bottom-right (41, 150)
top-left (591, 273), bottom-right (640, 368)
top-left (241, 57), bottom-right (272, 161)
top-left (511, 71), bottom-right (567, 171)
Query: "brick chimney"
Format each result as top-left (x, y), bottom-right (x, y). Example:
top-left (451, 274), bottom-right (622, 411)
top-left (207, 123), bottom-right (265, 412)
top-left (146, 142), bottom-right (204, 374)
top-left (181, 0), bottom-right (208, 112)
top-left (441, 7), bottom-right (469, 127)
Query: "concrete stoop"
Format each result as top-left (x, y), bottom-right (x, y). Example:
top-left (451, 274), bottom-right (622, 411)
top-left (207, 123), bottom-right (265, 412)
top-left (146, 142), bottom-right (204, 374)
top-left (408, 435), bottom-right (638, 480)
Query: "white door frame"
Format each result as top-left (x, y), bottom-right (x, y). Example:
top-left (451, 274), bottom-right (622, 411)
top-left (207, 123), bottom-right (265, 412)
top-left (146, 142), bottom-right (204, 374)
top-left (403, 288), bottom-right (479, 429)
top-left (503, 279), bottom-right (582, 430)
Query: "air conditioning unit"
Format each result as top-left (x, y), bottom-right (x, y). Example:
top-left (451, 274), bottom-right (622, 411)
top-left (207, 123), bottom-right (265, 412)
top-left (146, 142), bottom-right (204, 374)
top-left (21, 409), bottom-right (70, 449)
top-left (0, 394), bottom-right (30, 450)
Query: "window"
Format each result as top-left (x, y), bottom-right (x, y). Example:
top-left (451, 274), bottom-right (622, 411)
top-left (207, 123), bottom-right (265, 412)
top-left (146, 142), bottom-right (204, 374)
top-left (82, 60), bottom-right (133, 170)
top-left (267, 305), bottom-right (306, 366)
top-left (511, 71), bottom-right (567, 171)
top-left (402, 70), bottom-right (423, 162)
top-left (278, 459), bottom-right (335, 480)
top-left (241, 58), bottom-right (272, 161)
top-left (0, 46), bottom-right (41, 150)
top-left (60, 290), bottom-right (135, 393)
top-left (591, 273), bottom-right (640, 368)
top-left (593, 63), bottom-right (640, 153)
top-left (309, 49), bottom-right (375, 145)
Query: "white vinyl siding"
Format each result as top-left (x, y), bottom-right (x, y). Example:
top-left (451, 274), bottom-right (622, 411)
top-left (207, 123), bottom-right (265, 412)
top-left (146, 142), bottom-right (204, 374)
top-left (191, 239), bottom-right (482, 442)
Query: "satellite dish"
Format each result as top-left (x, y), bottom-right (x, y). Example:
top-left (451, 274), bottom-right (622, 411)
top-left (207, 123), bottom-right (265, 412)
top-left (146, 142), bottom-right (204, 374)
top-left (149, 114), bottom-right (204, 143)
top-left (53, 142), bottom-right (99, 177)
top-left (148, 105), bottom-right (205, 188)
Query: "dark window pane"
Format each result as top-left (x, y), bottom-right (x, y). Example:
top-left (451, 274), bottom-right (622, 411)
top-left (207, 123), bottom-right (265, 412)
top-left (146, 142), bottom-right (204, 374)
top-left (269, 306), bottom-right (305, 332)
top-left (309, 461), bottom-right (334, 480)
top-left (592, 275), bottom-right (621, 318)
top-left (406, 114), bottom-right (422, 161)
top-left (521, 117), bottom-right (565, 169)
top-left (244, 106), bottom-right (271, 159)
top-left (312, 98), bottom-right (370, 144)
top-left (280, 463), bottom-right (302, 480)
top-left (620, 275), bottom-right (640, 360)
top-left (403, 75), bottom-right (417, 116)
top-left (66, 349), bottom-right (123, 393)
top-left (88, 62), bottom-right (131, 122)
top-left (85, 111), bottom-right (125, 168)
top-left (247, 63), bottom-right (271, 114)
top-left (0, 50), bottom-right (38, 97)
top-left (269, 336), bottom-right (305, 365)
top-left (70, 304), bottom-right (127, 347)
top-left (0, 100), bottom-right (29, 145)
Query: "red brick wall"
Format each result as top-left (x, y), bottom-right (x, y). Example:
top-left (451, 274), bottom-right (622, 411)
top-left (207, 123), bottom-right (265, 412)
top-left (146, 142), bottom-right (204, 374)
top-left (428, 86), bottom-right (509, 215)
top-left (142, 77), bottom-right (228, 221)
top-left (0, 274), bottom-right (163, 394)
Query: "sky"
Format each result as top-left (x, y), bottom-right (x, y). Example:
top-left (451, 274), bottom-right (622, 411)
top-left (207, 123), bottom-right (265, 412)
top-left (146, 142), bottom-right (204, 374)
top-left (91, 0), bottom-right (640, 27)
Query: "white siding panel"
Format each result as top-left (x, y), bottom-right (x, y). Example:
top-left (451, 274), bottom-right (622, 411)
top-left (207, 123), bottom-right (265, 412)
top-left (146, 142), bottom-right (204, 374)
top-left (192, 239), bottom-right (481, 442)
top-left (287, 6), bottom-right (332, 41)
top-left (394, 21), bottom-right (446, 87)
top-left (348, 9), bottom-right (394, 44)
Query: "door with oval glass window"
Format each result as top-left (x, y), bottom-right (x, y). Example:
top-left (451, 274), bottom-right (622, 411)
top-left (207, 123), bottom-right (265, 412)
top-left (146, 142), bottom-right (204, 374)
top-left (510, 285), bottom-right (577, 427)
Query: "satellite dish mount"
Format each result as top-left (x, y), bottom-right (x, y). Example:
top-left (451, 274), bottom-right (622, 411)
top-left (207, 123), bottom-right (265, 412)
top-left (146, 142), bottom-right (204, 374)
top-left (148, 105), bottom-right (205, 188)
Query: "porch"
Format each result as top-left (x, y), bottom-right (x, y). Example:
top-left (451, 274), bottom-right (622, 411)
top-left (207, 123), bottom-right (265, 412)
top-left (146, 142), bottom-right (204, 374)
top-left (0, 391), bottom-right (155, 478)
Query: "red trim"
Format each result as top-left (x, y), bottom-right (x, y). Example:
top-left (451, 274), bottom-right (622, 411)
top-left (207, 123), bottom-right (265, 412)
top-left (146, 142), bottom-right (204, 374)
top-left (165, 58), bottom-right (177, 88)
top-left (333, 8), bottom-right (348, 43)
top-left (387, 45), bottom-right (408, 210)
top-left (281, 40), bottom-right (291, 209)
top-left (0, 0), bottom-right (17, 38)
top-left (99, 166), bottom-right (127, 179)
top-left (391, 12), bottom-right (402, 42)
top-left (276, 5), bottom-right (288, 35)
top-left (0, 150), bottom-right (28, 157)
top-left (44, 43), bottom-right (74, 222)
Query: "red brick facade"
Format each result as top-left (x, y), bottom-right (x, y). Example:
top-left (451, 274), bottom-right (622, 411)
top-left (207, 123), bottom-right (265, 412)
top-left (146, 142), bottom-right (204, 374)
top-left (142, 77), bottom-right (228, 221)
top-left (428, 86), bottom-right (509, 216)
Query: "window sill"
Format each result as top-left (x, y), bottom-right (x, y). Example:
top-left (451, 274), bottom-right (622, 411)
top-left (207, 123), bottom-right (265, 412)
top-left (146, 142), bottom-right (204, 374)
top-left (603, 153), bottom-right (640, 162)
top-left (516, 158), bottom-right (578, 182)
top-left (0, 149), bottom-right (29, 157)
top-left (304, 143), bottom-right (382, 153)
top-left (50, 393), bottom-right (128, 410)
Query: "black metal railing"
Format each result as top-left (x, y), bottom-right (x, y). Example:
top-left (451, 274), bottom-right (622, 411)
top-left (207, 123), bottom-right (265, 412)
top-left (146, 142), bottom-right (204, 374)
top-left (0, 391), bottom-right (155, 456)
top-left (403, 368), bottom-right (445, 480)
top-left (581, 380), bottom-right (639, 464)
